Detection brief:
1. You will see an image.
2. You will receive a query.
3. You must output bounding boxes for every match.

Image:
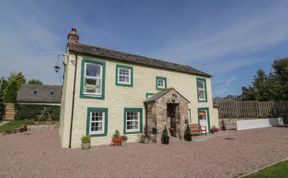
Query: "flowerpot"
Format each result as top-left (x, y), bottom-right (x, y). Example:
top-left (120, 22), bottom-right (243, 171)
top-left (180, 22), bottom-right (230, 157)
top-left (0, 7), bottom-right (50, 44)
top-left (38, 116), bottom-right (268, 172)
top-left (82, 142), bottom-right (90, 150)
top-left (161, 137), bottom-right (169, 144)
top-left (144, 137), bottom-right (150, 144)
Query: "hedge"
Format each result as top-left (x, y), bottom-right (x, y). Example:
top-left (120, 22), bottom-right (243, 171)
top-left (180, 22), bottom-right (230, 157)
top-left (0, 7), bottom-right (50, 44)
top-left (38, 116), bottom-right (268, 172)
top-left (0, 103), bottom-right (4, 120)
top-left (15, 104), bottom-right (60, 121)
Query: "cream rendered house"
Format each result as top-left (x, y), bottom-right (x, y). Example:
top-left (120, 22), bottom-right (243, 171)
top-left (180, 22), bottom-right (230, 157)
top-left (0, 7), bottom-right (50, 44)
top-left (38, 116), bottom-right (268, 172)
top-left (59, 28), bottom-right (219, 148)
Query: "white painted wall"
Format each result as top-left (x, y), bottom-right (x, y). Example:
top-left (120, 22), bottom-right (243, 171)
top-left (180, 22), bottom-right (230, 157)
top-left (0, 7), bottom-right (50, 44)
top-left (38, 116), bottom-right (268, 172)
top-left (60, 54), bottom-right (219, 148)
top-left (237, 118), bottom-right (284, 130)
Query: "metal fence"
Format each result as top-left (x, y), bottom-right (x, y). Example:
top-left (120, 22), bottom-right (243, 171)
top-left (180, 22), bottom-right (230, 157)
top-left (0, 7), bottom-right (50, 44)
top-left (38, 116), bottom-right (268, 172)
top-left (214, 100), bottom-right (288, 123)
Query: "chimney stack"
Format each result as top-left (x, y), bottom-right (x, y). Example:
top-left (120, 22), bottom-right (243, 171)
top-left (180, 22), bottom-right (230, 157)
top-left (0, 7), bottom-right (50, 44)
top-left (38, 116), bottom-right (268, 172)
top-left (67, 28), bottom-right (79, 43)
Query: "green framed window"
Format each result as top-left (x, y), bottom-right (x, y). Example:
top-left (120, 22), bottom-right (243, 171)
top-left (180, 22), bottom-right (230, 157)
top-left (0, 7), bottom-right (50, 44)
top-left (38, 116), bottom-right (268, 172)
top-left (156, 76), bottom-right (167, 90)
top-left (124, 108), bottom-right (143, 134)
top-left (80, 58), bottom-right (106, 100)
top-left (198, 107), bottom-right (211, 133)
top-left (116, 64), bottom-right (133, 87)
top-left (86, 107), bottom-right (108, 137)
top-left (146, 92), bottom-right (154, 98)
top-left (188, 109), bottom-right (192, 123)
top-left (197, 78), bottom-right (207, 102)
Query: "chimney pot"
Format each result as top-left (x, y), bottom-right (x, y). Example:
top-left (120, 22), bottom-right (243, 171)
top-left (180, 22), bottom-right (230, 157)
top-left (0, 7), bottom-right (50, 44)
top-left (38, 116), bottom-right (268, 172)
top-left (68, 28), bottom-right (79, 43)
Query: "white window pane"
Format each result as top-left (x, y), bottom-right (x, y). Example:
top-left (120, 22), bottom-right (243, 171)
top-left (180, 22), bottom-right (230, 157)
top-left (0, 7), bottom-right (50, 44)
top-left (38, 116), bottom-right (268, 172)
top-left (199, 91), bottom-right (205, 99)
top-left (95, 79), bottom-right (101, 93)
top-left (198, 80), bottom-right (204, 89)
top-left (85, 79), bottom-right (96, 93)
top-left (118, 67), bottom-right (131, 84)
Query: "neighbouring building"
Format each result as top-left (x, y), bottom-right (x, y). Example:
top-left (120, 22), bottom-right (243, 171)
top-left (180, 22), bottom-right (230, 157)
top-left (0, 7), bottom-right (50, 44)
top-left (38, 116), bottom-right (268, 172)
top-left (60, 28), bottom-right (219, 148)
top-left (17, 84), bottom-right (62, 105)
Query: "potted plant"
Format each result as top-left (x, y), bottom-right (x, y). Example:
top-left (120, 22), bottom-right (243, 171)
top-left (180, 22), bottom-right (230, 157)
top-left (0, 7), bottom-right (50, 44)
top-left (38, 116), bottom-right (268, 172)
top-left (144, 136), bottom-right (150, 144)
top-left (81, 135), bottom-right (91, 150)
top-left (161, 126), bottom-right (169, 144)
top-left (184, 124), bottom-right (192, 141)
top-left (211, 126), bottom-right (219, 133)
top-left (112, 130), bottom-right (122, 146)
top-left (121, 135), bottom-right (128, 145)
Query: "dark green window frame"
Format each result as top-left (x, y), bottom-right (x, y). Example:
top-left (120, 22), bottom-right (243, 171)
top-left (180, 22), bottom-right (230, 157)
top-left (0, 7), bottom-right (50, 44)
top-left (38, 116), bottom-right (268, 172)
top-left (188, 109), bottom-right (192, 123)
top-left (123, 108), bottom-right (143, 134)
top-left (156, 76), bottom-right (167, 90)
top-left (197, 107), bottom-right (211, 133)
top-left (86, 107), bottom-right (108, 137)
top-left (146, 92), bottom-right (154, 98)
top-left (80, 57), bottom-right (106, 100)
top-left (115, 64), bottom-right (133, 87)
top-left (196, 77), bottom-right (207, 102)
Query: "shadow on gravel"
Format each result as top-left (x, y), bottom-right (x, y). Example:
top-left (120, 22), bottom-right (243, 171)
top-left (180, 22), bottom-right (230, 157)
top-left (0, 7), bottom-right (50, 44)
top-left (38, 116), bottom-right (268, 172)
top-left (224, 137), bottom-right (236, 140)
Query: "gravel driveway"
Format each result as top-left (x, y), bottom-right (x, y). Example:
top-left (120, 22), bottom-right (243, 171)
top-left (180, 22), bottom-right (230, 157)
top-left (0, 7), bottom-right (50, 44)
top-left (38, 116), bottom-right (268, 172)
top-left (0, 127), bottom-right (288, 178)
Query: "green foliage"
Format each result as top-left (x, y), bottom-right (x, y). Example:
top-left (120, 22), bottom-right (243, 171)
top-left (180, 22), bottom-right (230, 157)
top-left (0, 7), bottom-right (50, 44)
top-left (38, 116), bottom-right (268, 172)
top-left (0, 120), bottom-right (34, 132)
top-left (113, 129), bottom-right (120, 137)
top-left (184, 124), bottom-right (192, 141)
top-left (7, 72), bottom-right (26, 90)
top-left (3, 80), bottom-right (17, 103)
top-left (161, 126), bottom-right (169, 138)
top-left (243, 160), bottom-right (288, 178)
top-left (28, 79), bottom-right (43, 85)
top-left (81, 135), bottom-right (91, 143)
top-left (0, 78), bottom-right (8, 100)
top-left (0, 103), bottom-right (4, 120)
top-left (241, 58), bottom-right (288, 101)
top-left (15, 104), bottom-right (60, 121)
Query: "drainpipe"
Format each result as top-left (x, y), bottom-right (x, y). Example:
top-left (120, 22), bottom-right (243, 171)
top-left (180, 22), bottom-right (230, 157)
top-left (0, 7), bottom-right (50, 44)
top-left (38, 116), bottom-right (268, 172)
top-left (68, 54), bottom-right (78, 148)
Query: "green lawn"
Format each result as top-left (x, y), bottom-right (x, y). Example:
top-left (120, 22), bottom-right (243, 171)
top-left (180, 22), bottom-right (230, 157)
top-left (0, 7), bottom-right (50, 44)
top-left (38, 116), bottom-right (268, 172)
top-left (242, 160), bottom-right (288, 178)
top-left (0, 120), bottom-right (34, 132)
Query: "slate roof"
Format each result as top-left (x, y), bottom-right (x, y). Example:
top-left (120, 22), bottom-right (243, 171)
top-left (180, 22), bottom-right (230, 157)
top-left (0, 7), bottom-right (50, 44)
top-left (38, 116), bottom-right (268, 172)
top-left (16, 84), bottom-right (62, 103)
top-left (144, 88), bottom-right (190, 103)
top-left (68, 42), bottom-right (211, 77)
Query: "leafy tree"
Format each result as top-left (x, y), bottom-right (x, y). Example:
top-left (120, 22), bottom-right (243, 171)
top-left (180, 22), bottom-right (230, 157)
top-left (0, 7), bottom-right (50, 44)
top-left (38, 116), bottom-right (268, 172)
top-left (3, 72), bottom-right (26, 103)
top-left (28, 79), bottom-right (43, 85)
top-left (0, 78), bottom-right (8, 101)
top-left (3, 80), bottom-right (17, 103)
top-left (241, 58), bottom-right (288, 101)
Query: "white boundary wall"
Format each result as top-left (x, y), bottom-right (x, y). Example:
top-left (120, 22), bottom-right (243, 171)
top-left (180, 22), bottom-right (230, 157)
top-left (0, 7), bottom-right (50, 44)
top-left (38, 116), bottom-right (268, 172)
top-left (237, 118), bottom-right (284, 130)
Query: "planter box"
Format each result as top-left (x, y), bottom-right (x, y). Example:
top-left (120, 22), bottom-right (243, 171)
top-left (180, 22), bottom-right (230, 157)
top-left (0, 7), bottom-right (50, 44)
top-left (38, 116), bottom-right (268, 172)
top-left (237, 118), bottom-right (284, 130)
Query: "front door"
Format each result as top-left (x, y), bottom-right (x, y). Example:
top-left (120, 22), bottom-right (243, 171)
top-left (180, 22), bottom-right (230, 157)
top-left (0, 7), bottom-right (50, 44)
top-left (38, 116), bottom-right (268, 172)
top-left (167, 103), bottom-right (178, 137)
top-left (198, 109), bottom-right (209, 133)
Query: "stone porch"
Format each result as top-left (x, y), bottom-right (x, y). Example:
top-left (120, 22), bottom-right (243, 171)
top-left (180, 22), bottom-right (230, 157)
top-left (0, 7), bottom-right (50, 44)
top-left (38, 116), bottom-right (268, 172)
top-left (144, 88), bottom-right (190, 142)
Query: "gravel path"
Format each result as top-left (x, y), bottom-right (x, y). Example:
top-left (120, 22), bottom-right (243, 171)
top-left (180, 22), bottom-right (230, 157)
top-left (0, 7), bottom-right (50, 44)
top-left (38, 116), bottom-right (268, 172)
top-left (0, 127), bottom-right (288, 178)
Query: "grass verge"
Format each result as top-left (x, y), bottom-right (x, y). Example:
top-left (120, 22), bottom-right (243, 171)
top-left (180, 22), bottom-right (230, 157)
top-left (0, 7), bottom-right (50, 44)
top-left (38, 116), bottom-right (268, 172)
top-left (0, 120), bottom-right (34, 132)
top-left (242, 159), bottom-right (288, 178)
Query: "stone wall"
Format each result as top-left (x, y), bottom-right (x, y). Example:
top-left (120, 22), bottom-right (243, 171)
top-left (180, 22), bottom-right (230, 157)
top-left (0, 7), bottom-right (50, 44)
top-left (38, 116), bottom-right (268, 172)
top-left (4, 103), bottom-right (15, 120)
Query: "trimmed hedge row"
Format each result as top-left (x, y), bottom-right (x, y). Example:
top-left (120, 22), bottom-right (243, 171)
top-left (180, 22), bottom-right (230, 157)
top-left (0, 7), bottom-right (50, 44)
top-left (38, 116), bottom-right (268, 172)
top-left (15, 104), bottom-right (60, 121)
top-left (0, 103), bottom-right (4, 120)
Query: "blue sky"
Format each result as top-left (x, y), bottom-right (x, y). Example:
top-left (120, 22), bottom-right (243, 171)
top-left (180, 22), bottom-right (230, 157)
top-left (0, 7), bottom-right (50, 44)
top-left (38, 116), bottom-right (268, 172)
top-left (0, 0), bottom-right (288, 97)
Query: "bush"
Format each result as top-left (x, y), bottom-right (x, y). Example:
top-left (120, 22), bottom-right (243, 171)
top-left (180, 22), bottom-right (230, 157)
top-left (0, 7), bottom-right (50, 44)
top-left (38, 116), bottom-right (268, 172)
top-left (3, 80), bottom-right (17, 103)
top-left (15, 104), bottom-right (60, 121)
top-left (0, 103), bottom-right (4, 120)
top-left (184, 124), bottom-right (192, 141)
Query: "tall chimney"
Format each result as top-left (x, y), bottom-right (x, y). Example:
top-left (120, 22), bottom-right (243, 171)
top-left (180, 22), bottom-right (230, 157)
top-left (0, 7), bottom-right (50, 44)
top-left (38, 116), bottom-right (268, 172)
top-left (67, 28), bottom-right (79, 43)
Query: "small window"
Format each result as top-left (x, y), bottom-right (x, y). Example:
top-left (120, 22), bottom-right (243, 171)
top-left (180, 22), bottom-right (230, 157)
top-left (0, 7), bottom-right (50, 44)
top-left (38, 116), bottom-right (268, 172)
top-left (124, 108), bottom-right (142, 134)
top-left (87, 108), bottom-right (108, 136)
top-left (197, 78), bottom-right (207, 102)
top-left (32, 89), bottom-right (38, 95)
top-left (146, 93), bottom-right (154, 98)
top-left (156, 76), bottom-right (167, 90)
top-left (49, 90), bottom-right (55, 96)
top-left (116, 64), bottom-right (133, 87)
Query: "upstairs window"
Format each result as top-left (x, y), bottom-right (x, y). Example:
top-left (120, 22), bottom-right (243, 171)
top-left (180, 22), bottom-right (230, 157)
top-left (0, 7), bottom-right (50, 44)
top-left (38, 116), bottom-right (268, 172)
top-left (81, 58), bottom-right (106, 100)
top-left (156, 76), bottom-right (167, 90)
top-left (32, 89), bottom-right (38, 95)
top-left (49, 90), bottom-right (55, 96)
top-left (197, 78), bottom-right (207, 102)
top-left (116, 64), bottom-right (133, 87)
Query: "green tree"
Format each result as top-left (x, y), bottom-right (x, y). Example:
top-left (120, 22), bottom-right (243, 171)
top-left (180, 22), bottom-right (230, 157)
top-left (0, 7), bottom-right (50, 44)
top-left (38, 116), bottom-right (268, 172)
top-left (3, 80), bottom-right (17, 103)
top-left (7, 72), bottom-right (26, 90)
top-left (241, 58), bottom-right (288, 101)
top-left (28, 79), bottom-right (43, 85)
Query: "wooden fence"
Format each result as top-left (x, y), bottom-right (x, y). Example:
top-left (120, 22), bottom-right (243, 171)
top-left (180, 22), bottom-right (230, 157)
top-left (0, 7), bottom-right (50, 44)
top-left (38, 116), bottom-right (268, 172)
top-left (214, 100), bottom-right (288, 123)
